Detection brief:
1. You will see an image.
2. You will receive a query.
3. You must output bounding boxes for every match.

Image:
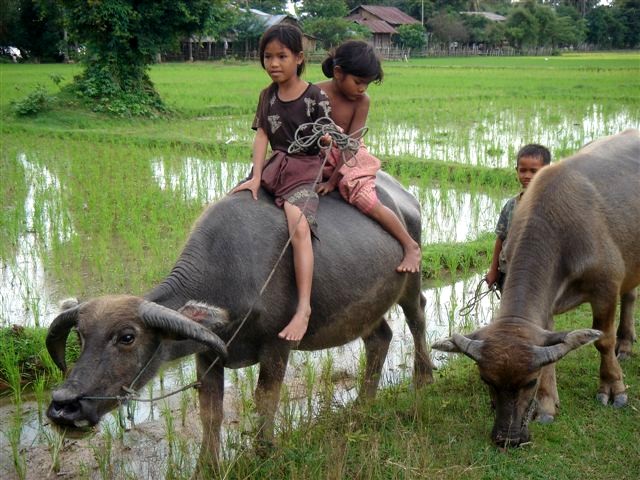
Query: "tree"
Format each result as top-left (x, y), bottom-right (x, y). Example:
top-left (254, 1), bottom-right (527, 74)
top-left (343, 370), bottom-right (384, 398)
top-left (298, 0), bottom-right (348, 18)
top-left (303, 17), bottom-right (370, 49)
top-left (233, 8), bottom-right (266, 57)
top-left (615, 0), bottom-right (640, 48)
top-left (1, 0), bottom-right (66, 62)
top-left (247, 0), bottom-right (288, 14)
top-left (299, 0), bottom-right (369, 49)
top-left (396, 24), bottom-right (426, 49)
top-left (61, 0), bottom-right (221, 116)
top-left (586, 5), bottom-right (626, 48)
top-left (505, 6), bottom-right (539, 48)
top-left (426, 12), bottom-right (469, 45)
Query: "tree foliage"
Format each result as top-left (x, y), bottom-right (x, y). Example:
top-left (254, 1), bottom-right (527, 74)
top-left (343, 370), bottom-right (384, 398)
top-left (396, 24), bottom-right (426, 49)
top-left (61, 0), bottom-right (220, 115)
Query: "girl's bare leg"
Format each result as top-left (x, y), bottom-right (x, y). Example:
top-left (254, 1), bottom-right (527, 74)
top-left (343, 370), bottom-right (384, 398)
top-left (279, 201), bottom-right (313, 341)
top-left (368, 203), bottom-right (421, 273)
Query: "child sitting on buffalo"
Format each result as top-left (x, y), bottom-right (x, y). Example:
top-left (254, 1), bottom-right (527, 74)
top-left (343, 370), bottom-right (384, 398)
top-left (485, 144), bottom-right (552, 292)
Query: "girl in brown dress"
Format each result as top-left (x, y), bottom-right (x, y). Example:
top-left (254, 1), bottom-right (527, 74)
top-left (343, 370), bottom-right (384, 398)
top-left (232, 25), bottom-right (331, 341)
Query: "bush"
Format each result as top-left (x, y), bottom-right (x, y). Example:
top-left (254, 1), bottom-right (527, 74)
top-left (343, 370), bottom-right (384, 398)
top-left (11, 84), bottom-right (54, 116)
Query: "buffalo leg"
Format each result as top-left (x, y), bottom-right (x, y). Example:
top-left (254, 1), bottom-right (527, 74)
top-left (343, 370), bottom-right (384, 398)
top-left (195, 354), bottom-right (225, 476)
top-left (591, 296), bottom-right (627, 407)
top-left (535, 364), bottom-right (560, 423)
top-left (359, 319), bottom-right (393, 399)
top-left (254, 342), bottom-right (290, 450)
top-left (399, 288), bottom-right (434, 387)
top-left (616, 288), bottom-right (637, 360)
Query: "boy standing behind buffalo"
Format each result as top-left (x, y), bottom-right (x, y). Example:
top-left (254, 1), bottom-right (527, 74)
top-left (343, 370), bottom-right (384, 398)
top-left (485, 144), bottom-right (552, 291)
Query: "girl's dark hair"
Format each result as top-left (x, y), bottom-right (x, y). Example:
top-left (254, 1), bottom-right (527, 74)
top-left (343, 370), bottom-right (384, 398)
top-left (259, 24), bottom-right (305, 77)
top-left (321, 40), bottom-right (383, 83)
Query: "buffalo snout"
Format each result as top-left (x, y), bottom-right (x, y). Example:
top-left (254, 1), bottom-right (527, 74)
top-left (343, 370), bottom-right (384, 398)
top-left (47, 387), bottom-right (100, 436)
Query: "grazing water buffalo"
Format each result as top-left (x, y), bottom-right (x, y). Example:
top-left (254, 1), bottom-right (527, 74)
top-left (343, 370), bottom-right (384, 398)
top-left (46, 171), bottom-right (434, 471)
top-left (433, 129), bottom-right (640, 447)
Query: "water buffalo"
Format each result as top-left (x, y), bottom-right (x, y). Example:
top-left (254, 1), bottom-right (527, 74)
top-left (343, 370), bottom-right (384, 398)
top-left (46, 171), bottom-right (434, 471)
top-left (433, 128), bottom-right (640, 447)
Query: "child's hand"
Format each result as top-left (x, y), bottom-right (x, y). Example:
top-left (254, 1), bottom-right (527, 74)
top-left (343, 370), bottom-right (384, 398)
top-left (316, 181), bottom-right (335, 196)
top-left (231, 177), bottom-right (260, 200)
top-left (484, 271), bottom-right (499, 287)
top-left (319, 134), bottom-right (332, 147)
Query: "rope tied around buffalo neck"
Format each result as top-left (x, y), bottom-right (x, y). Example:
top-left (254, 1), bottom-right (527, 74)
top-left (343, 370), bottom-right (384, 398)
top-left (81, 117), bottom-right (367, 407)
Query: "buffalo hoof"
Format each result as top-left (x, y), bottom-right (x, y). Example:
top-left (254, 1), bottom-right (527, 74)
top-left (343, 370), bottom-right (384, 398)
top-left (616, 351), bottom-right (631, 361)
top-left (596, 392), bottom-right (610, 405)
top-left (537, 413), bottom-right (555, 424)
top-left (613, 393), bottom-right (628, 408)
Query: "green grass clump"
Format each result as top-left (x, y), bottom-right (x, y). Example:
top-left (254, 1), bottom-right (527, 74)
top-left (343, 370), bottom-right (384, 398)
top-left (0, 326), bottom-right (79, 394)
top-left (422, 233), bottom-right (494, 280)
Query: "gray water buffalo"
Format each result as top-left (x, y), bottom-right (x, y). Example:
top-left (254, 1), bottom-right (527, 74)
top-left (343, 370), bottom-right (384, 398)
top-left (433, 128), bottom-right (640, 447)
top-left (46, 171), bottom-right (434, 471)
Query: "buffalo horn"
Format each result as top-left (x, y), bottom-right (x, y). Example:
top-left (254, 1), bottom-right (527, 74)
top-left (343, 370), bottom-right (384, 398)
top-left (532, 328), bottom-right (602, 368)
top-left (46, 303), bottom-right (83, 372)
top-left (451, 333), bottom-right (484, 362)
top-left (138, 301), bottom-right (227, 360)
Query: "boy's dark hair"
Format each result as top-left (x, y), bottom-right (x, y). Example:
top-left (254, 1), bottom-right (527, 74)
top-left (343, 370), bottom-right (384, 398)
top-left (259, 24), bottom-right (305, 77)
top-left (321, 40), bottom-right (383, 83)
top-left (517, 144), bottom-right (551, 165)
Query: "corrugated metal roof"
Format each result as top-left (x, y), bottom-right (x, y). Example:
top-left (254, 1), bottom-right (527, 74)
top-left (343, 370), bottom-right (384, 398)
top-left (352, 18), bottom-right (397, 34)
top-left (351, 5), bottom-right (420, 25)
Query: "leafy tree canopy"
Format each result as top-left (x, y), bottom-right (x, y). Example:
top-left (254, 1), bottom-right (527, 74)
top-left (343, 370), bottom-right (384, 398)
top-left (60, 0), bottom-right (221, 116)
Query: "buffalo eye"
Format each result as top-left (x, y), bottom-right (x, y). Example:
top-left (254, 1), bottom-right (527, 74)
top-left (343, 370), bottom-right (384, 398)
top-left (523, 378), bottom-right (538, 390)
top-left (118, 333), bottom-right (135, 345)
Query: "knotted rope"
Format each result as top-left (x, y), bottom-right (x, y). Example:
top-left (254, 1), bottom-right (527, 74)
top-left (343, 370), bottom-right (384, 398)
top-left (288, 116), bottom-right (367, 168)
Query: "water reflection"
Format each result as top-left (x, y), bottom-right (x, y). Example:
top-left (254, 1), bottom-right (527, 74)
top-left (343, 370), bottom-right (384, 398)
top-left (408, 185), bottom-right (506, 243)
top-left (0, 273), bottom-right (498, 470)
top-left (2, 155), bottom-right (504, 328)
top-left (151, 156), bottom-right (248, 202)
top-left (195, 105), bottom-right (638, 168)
top-left (0, 154), bottom-right (73, 327)
top-left (369, 105), bottom-right (638, 167)
top-left (152, 156), bottom-right (508, 244)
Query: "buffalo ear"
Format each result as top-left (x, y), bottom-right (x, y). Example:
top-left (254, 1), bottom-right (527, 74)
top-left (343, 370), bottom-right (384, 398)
top-left (138, 301), bottom-right (227, 361)
top-left (532, 329), bottom-right (602, 368)
top-left (178, 301), bottom-right (229, 333)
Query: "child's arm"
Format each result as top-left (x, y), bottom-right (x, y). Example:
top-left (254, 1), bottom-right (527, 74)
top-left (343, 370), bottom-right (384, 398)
top-left (485, 236), bottom-right (503, 286)
top-left (347, 95), bottom-right (370, 137)
top-left (231, 128), bottom-right (269, 200)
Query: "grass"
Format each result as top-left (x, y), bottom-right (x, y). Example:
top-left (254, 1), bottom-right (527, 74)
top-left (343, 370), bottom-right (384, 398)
top-left (0, 54), bottom-right (638, 478)
top-left (220, 306), bottom-right (639, 480)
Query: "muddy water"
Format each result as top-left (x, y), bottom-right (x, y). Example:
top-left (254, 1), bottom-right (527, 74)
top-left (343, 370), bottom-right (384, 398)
top-left (0, 273), bottom-right (497, 479)
top-left (370, 105), bottom-right (638, 167)
top-left (1, 152), bottom-right (501, 478)
top-left (1, 155), bottom-right (505, 328)
top-left (195, 105), bottom-right (638, 168)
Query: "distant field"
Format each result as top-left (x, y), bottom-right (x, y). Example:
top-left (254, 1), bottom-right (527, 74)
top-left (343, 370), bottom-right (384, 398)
top-left (2, 53), bottom-right (638, 167)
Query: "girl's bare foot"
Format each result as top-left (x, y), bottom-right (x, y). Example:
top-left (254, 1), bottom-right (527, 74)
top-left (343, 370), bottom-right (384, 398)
top-left (278, 306), bottom-right (311, 341)
top-left (396, 243), bottom-right (422, 273)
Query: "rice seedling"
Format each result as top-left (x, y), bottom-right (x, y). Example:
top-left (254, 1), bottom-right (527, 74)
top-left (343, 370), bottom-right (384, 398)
top-left (90, 423), bottom-right (114, 480)
top-left (6, 410), bottom-right (27, 480)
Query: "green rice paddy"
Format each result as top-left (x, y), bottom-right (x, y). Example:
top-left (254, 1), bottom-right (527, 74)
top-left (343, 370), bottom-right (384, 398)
top-left (0, 53), bottom-right (639, 479)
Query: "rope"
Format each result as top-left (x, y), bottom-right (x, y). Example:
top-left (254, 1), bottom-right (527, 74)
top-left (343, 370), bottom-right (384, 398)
top-left (288, 116), bottom-right (366, 168)
top-left (81, 117), bottom-right (364, 406)
top-left (458, 278), bottom-right (500, 317)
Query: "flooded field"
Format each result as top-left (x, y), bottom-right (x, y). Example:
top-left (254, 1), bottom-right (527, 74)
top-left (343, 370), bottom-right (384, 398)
top-left (1, 55), bottom-right (639, 479)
